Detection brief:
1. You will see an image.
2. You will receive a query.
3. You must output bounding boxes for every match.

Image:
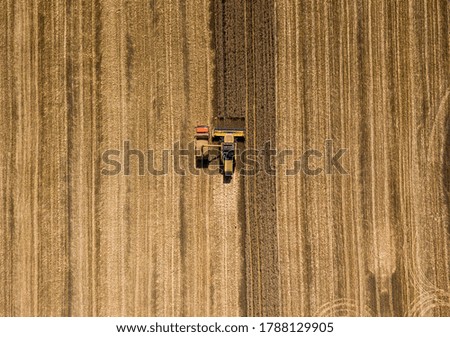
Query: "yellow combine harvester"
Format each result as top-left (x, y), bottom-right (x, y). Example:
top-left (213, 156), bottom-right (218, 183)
top-left (194, 125), bottom-right (245, 177)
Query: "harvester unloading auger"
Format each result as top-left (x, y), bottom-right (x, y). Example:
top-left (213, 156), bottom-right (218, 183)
top-left (194, 125), bottom-right (245, 178)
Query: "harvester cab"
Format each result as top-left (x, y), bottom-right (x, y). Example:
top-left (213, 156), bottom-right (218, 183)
top-left (194, 125), bottom-right (245, 178)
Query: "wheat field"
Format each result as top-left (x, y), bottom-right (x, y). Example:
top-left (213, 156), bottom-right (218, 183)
top-left (0, 0), bottom-right (449, 316)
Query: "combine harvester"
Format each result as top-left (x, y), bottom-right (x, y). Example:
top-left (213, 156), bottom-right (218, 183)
top-left (194, 125), bottom-right (245, 179)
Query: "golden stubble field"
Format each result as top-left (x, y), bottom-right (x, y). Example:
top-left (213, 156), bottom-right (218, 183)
top-left (0, 0), bottom-right (449, 316)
